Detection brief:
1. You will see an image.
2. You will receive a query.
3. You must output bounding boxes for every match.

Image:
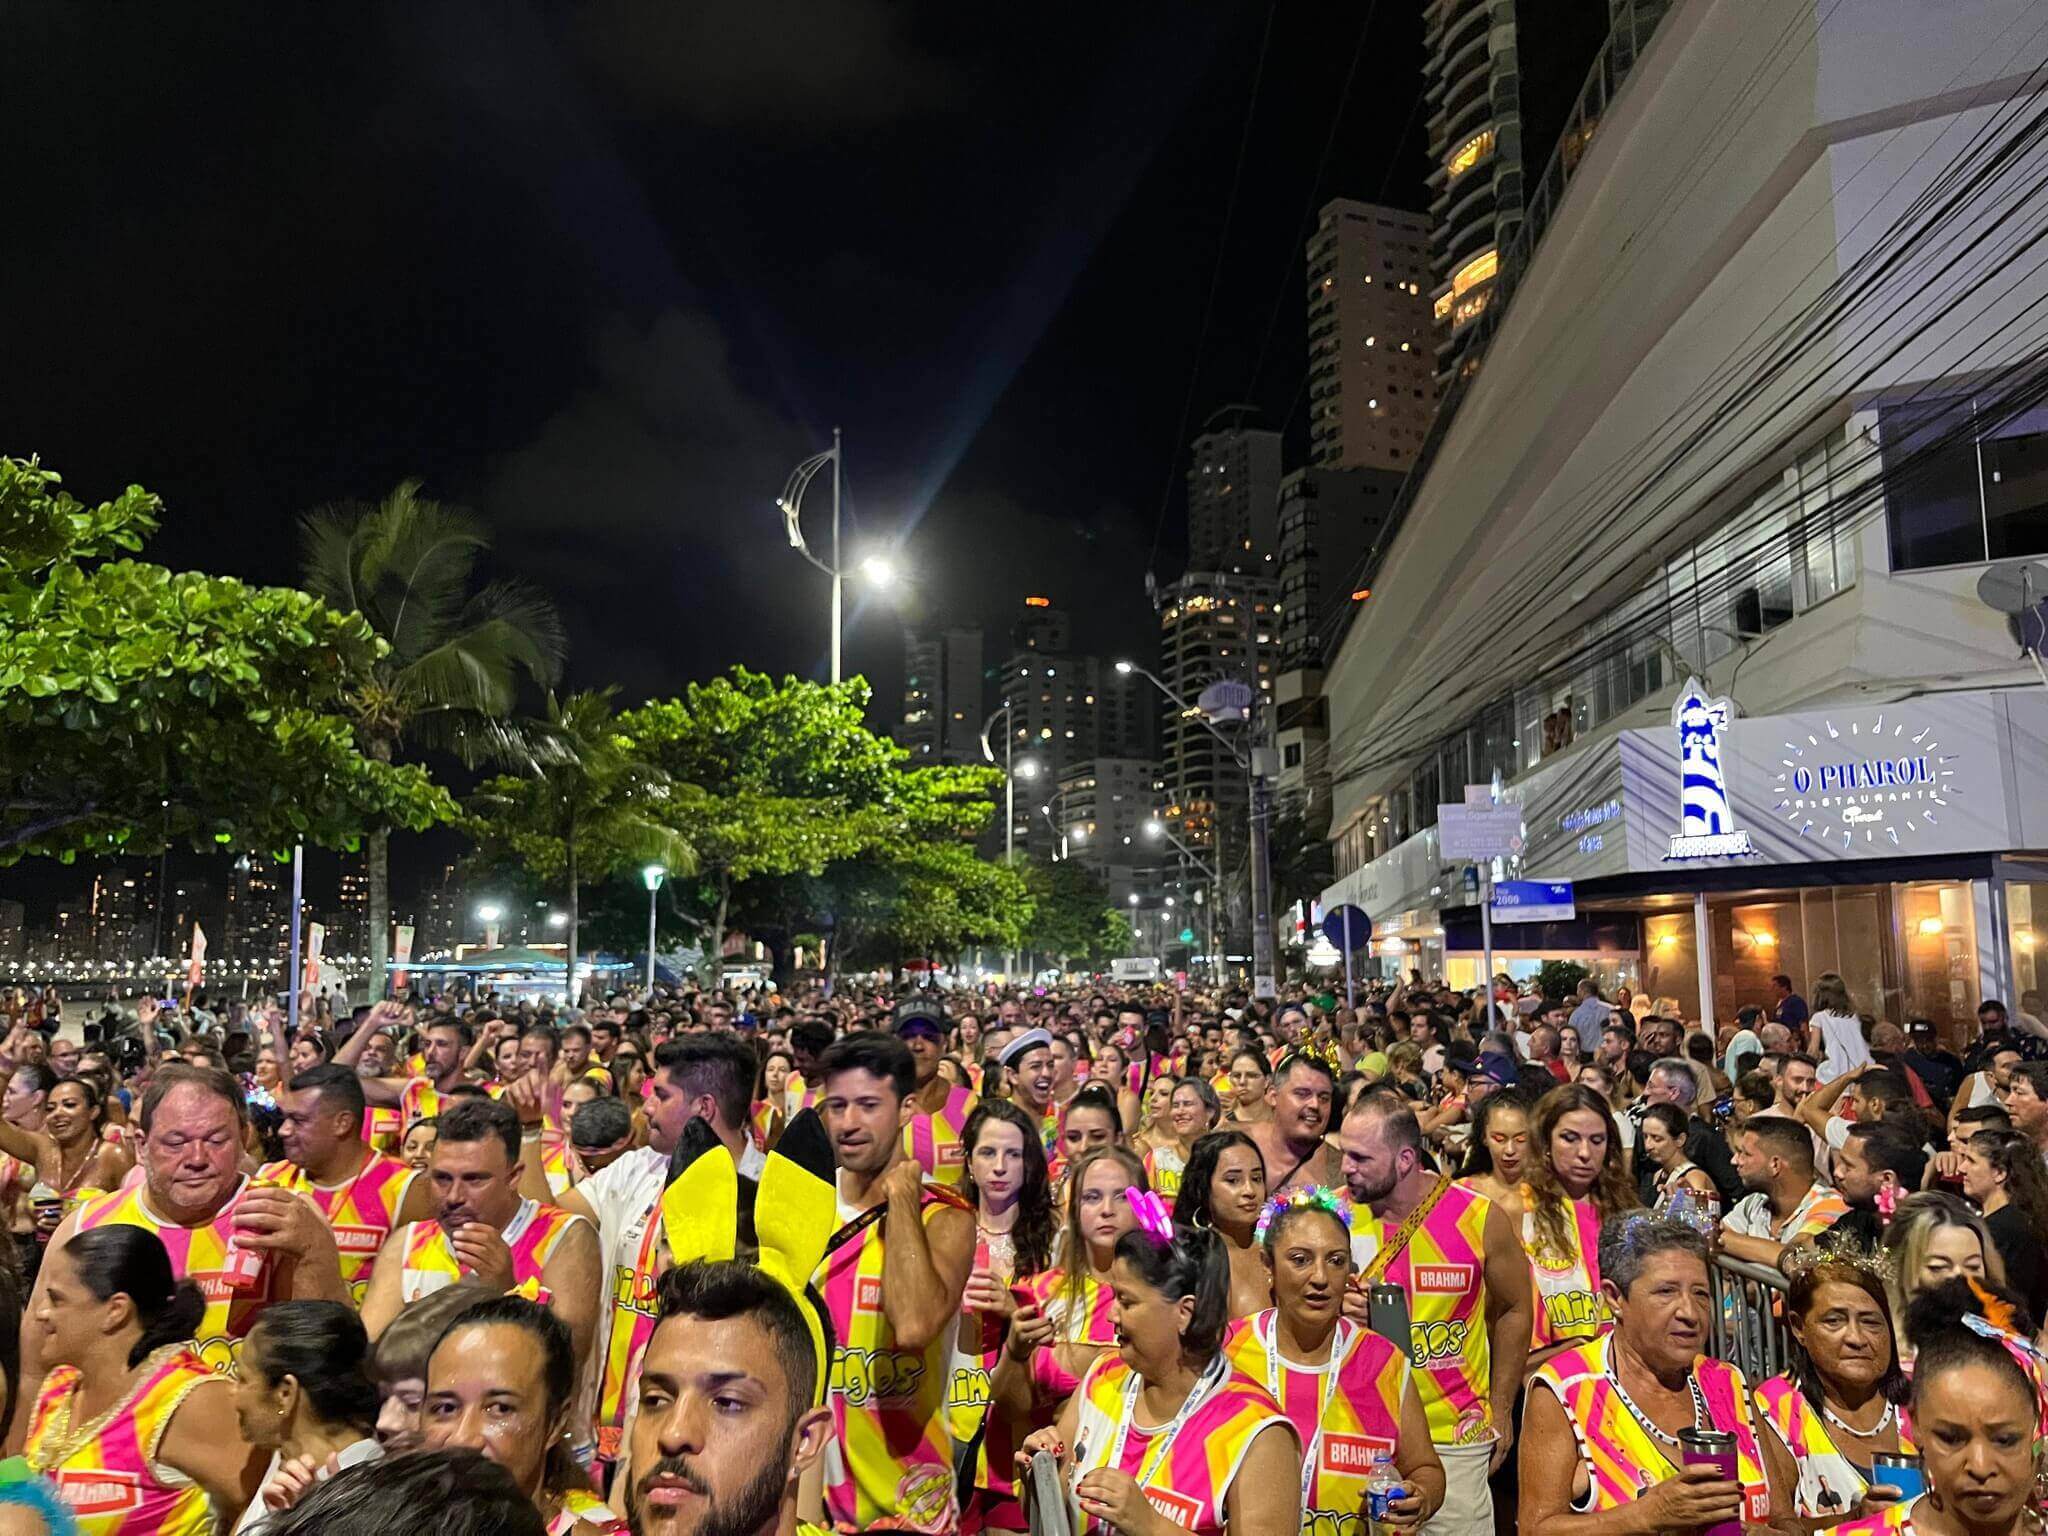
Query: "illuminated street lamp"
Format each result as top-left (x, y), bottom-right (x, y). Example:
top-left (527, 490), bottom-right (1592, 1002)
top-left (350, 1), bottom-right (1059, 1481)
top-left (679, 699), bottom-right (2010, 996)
top-left (775, 429), bottom-right (905, 684)
top-left (642, 865), bottom-right (667, 994)
top-left (476, 903), bottom-right (504, 948)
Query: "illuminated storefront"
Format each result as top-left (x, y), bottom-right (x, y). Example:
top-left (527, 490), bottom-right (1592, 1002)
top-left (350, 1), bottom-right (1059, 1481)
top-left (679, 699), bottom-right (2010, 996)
top-left (1323, 683), bottom-right (2048, 1042)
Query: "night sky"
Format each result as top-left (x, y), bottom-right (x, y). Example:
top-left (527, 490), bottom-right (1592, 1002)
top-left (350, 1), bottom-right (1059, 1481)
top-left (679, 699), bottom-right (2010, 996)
top-left (5, 2), bottom-right (1426, 908)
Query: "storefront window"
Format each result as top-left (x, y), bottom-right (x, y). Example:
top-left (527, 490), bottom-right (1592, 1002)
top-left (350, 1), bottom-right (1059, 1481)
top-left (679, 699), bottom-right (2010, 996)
top-left (2008, 880), bottom-right (2046, 1014)
top-left (1896, 880), bottom-right (1980, 1035)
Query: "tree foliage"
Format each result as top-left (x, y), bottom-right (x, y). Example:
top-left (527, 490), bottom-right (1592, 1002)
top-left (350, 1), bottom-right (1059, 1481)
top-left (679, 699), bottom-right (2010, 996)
top-left (466, 689), bottom-right (695, 981)
top-left (0, 458), bottom-right (452, 866)
top-left (1019, 860), bottom-right (1128, 968)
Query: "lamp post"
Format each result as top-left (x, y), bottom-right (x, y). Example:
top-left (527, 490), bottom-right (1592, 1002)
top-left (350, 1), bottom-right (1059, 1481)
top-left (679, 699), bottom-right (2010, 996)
top-left (776, 429), bottom-right (902, 684)
top-left (476, 903), bottom-right (503, 950)
top-left (981, 702), bottom-right (1025, 979)
top-left (1117, 659), bottom-right (1277, 999)
top-left (1144, 817), bottom-right (1221, 983)
top-left (642, 864), bottom-right (666, 995)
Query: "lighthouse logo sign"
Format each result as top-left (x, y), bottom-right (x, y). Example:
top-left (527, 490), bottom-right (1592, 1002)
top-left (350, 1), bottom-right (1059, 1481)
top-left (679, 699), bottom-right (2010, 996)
top-left (1667, 677), bottom-right (1756, 861)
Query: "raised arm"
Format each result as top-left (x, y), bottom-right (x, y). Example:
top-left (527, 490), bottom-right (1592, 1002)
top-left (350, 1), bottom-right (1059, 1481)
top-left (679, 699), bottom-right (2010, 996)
top-left (878, 1163), bottom-right (974, 1351)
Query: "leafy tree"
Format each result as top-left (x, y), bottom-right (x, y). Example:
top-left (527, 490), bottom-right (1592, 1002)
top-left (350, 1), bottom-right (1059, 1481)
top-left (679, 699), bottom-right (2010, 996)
top-left (623, 668), bottom-right (1007, 988)
top-left (1536, 959), bottom-right (1591, 1003)
top-left (0, 458), bottom-right (451, 864)
top-left (300, 480), bottom-right (566, 997)
top-left (1020, 860), bottom-right (1127, 970)
top-left (833, 841), bottom-right (1030, 980)
top-left (466, 690), bottom-right (694, 985)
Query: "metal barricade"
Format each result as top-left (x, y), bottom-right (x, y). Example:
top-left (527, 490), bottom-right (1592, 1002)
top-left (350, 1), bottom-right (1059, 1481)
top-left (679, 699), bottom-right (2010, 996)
top-left (1709, 1253), bottom-right (1794, 1382)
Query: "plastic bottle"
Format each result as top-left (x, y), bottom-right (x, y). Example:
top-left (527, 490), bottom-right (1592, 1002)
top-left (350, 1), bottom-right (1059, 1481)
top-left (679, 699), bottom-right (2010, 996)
top-left (1366, 1448), bottom-right (1406, 1533)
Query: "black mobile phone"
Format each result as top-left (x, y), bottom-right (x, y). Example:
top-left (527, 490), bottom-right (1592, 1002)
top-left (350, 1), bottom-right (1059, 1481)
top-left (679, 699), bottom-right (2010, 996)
top-left (1367, 1281), bottom-right (1413, 1356)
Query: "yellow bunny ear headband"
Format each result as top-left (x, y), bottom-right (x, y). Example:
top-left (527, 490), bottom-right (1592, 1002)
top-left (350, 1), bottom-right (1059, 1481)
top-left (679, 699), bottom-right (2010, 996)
top-left (660, 1108), bottom-right (838, 1407)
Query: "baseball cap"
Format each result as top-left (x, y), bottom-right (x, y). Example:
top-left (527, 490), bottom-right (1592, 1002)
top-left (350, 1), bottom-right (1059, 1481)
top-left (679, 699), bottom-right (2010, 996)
top-left (1470, 1053), bottom-right (1519, 1087)
top-left (894, 996), bottom-right (947, 1041)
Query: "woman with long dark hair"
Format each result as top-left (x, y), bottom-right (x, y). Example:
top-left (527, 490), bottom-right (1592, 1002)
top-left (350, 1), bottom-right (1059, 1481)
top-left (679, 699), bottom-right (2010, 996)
top-left (1017, 1209), bottom-right (1301, 1534)
top-left (1173, 1130), bottom-right (1270, 1323)
top-left (1520, 1084), bottom-right (1640, 1364)
top-left (954, 1100), bottom-right (1056, 1533)
top-left (1958, 1127), bottom-right (2048, 1301)
top-left (1639, 1102), bottom-right (1722, 1225)
top-left (26, 1227), bottom-right (263, 1531)
top-left (1456, 1089), bottom-right (1532, 1216)
top-left (1752, 1257), bottom-right (1913, 1528)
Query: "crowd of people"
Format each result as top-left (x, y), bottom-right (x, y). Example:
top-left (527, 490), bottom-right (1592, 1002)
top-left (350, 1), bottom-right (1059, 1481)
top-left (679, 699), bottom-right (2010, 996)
top-left (0, 967), bottom-right (2039, 1536)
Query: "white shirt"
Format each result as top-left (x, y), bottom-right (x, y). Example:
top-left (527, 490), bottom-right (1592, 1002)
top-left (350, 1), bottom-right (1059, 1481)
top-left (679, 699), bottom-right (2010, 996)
top-left (1812, 1011), bottom-right (1872, 1084)
top-left (578, 1145), bottom-right (669, 1274)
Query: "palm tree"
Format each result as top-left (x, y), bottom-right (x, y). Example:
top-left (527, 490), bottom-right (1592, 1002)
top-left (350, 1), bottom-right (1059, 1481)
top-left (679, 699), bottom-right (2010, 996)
top-left (476, 690), bottom-right (695, 989)
top-left (301, 481), bottom-right (567, 999)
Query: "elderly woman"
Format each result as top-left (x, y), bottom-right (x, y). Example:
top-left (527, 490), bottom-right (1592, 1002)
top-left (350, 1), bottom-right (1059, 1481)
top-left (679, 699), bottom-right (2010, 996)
top-left (1753, 1257), bottom-right (1913, 1529)
top-left (1522, 1215), bottom-right (1779, 1536)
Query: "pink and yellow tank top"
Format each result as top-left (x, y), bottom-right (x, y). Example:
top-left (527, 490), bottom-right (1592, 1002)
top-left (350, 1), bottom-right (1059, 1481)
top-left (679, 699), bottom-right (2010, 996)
top-left (361, 1101), bottom-right (404, 1153)
top-left (1067, 1355), bottom-right (1293, 1536)
top-left (1022, 1266), bottom-right (1117, 1402)
top-left (1142, 1145), bottom-right (1186, 1200)
top-left (1223, 1311), bottom-right (1407, 1533)
top-left (1521, 1192), bottom-right (1607, 1349)
top-left (27, 1344), bottom-right (218, 1535)
top-left (814, 1191), bottom-right (960, 1534)
top-left (256, 1154), bottom-right (416, 1305)
top-left (595, 1193), bottom-right (664, 1466)
top-left (1352, 1179), bottom-right (1496, 1443)
top-left (903, 1084), bottom-right (977, 1188)
top-left (72, 1180), bottom-right (274, 1376)
top-left (548, 1487), bottom-right (627, 1535)
top-left (1532, 1333), bottom-right (1771, 1523)
top-left (399, 1198), bottom-right (585, 1304)
top-left (750, 1098), bottom-right (779, 1151)
top-left (1829, 1503), bottom-right (1915, 1536)
top-left (1754, 1373), bottom-right (1915, 1521)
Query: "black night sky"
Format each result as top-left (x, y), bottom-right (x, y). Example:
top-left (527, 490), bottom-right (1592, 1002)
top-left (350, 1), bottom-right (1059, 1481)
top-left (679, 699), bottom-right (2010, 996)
top-left (4, 2), bottom-right (1426, 910)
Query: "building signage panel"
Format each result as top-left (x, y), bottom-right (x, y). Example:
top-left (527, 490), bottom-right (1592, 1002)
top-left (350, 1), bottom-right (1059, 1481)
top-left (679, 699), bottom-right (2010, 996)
top-left (1490, 881), bottom-right (1576, 923)
top-left (1620, 690), bottom-right (2013, 867)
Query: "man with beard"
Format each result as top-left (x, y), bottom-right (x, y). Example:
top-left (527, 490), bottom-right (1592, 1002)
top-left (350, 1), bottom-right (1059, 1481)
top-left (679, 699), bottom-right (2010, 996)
top-left (338, 1003), bottom-right (483, 1128)
top-left (626, 1263), bottom-right (835, 1536)
top-left (1337, 1089), bottom-right (1531, 1536)
top-left (997, 1028), bottom-right (1059, 1151)
top-left (812, 1033), bottom-right (974, 1533)
top-left (1244, 1051), bottom-right (1336, 1195)
top-left (1819, 1121), bottom-right (1927, 1255)
top-left (1720, 1115), bottom-right (1848, 1269)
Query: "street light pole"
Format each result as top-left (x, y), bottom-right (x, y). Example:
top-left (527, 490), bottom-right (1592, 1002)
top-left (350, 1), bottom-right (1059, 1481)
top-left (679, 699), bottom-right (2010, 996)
top-left (829, 425), bottom-right (842, 686)
top-left (1121, 656), bottom-right (1277, 997)
top-left (642, 864), bottom-right (666, 995)
top-left (981, 702), bottom-right (1020, 979)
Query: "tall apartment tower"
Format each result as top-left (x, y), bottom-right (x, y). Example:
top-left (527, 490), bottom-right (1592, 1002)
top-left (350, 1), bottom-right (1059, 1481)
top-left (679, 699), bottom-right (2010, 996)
top-left (1156, 569), bottom-right (1277, 851)
top-left (1185, 409), bottom-right (1283, 569)
top-left (1425, 0), bottom-right (1614, 381)
top-left (1307, 201), bottom-right (1438, 472)
top-left (896, 628), bottom-right (990, 764)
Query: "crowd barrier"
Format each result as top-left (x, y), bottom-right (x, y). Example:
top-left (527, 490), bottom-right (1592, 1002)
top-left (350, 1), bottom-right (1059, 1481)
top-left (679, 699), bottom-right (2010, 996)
top-left (1709, 1252), bottom-right (1794, 1382)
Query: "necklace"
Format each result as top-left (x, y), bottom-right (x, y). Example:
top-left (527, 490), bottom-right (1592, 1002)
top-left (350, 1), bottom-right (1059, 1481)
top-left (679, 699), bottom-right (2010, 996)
top-left (1606, 1357), bottom-right (1707, 1450)
top-left (1821, 1398), bottom-right (1895, 1438)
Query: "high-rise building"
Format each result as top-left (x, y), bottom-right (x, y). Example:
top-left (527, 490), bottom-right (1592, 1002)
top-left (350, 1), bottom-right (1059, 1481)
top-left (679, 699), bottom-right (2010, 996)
top-left (1156, 569), bottom-right (1277, 851)
top-left (1012, 599), bottom-right (1070, 657)
top-left (896, 627), bottom-right (990, 764)
top-left (225, 857), bottom-right (291, 973)
top-left (1058, 758), bottom-right (1163, 868)
top-left (336, 855), bottom-right (370, 956)
top-left (896, 630), bottom-right (945, 761)
top-left (0, 901), bottom-right (24, 963)
top-left (417, 863), bottom-right (464, 957)
top-left (1425, 0), bottom-right (1616, 381)
top-left (1307, 201), bottom-right (1437, 472)
top-left (1185, 409), bottom-right (1283, 569)
top-left (88, 870), bottom-right (144, 963)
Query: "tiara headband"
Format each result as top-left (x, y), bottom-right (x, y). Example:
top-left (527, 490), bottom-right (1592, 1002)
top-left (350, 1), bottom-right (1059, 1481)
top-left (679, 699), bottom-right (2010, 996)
top-left (1253, 1185), bottom-right (1354, 1246)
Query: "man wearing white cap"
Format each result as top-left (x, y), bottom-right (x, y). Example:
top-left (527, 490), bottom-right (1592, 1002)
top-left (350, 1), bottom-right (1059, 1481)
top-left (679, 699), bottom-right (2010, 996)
top-left (999, 1028), bottom-right (1060, 1151)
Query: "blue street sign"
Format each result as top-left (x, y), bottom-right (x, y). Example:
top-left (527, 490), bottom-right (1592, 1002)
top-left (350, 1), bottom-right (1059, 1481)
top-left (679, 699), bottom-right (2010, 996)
top-left (1322, 905), bottom-right (1372, 951)
top-left (1489, 880), bottom-right (1576, 924)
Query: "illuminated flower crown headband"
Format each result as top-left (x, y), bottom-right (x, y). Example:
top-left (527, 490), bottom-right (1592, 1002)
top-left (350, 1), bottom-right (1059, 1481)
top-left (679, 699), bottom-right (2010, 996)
top-left (1254, 1185), bottom-right (1354, 1246)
